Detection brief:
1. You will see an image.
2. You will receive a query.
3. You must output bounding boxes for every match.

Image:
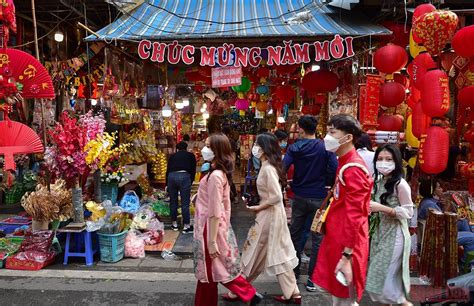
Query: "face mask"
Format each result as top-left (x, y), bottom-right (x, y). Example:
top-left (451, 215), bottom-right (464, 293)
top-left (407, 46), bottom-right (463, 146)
top-left (201, 147), bottom-right (215, 161)
top-left (252, 145), bottom-right (263, 159)
top-left (201, 162), bottom-right (210, 172)
top-left (376, 161), bottom-right (396, 175)
top-left (280, 142), bottom-right (287, 149)
top-left (324, 134), bottom-right (347, 153)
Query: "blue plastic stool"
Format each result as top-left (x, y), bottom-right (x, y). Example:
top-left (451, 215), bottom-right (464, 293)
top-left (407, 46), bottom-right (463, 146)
top-left (60, 229), bottom-right (98, 266)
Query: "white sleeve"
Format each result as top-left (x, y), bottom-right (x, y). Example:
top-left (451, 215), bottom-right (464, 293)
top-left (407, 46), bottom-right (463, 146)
top-left (394, 179), bottom-right (414, 220)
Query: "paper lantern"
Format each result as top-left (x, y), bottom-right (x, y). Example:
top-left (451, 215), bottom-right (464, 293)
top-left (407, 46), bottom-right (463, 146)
top-left (381, 21), bottom-right (410, 47)
top-left (256, 101), bottom-right (268, 112)
top-left (378, 114), bottom-right (403, 131)
top-left (405, 115), bottom-right (420, 148)
top-left (231, 77), bottom-right (251, 93)
top-left (409, 30), bottom-right (427, 58)
top-left (373, 44), bottom-right (408, 74)
top-left (412, 102), bottom-right (431, 138)
top-left (412, 52), bottom-right (437, 89)
top-left (421, 69), bottom-right (450, 117)
top-left (301, 70), bottom-right (339, 94)
top-left (393, 73), bottom-right (409, 88)
top-left (379, 82), bottom-right (406, 107)
top-left (275, 65), bottom-right (297, 76)
top-left (256, 84), bottom-right (269, 95)
top-left (256, 67), bottom-right (270, 79)
top-left (413, 10), bottom-right (458, 56)
top-left (301, 104), bottom-right (321, 116)
top-left (458, 86), bottom-right (474, 108)
top-left (407, 86), bottom-right (420, 109)
top-left (235, 98), bottom-right (249, 111)
top-left (452, 25), bottom-right (474, 59)
top-left (412, 3), bottom-right (436, 43)
top-left (275, 85), bottom-right (295, 103)
top-left (419, 126), bottom-right (449, 174)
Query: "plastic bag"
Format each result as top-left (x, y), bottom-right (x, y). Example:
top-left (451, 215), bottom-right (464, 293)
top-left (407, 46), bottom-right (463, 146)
top-left (19, 230), bottom-right (54, 253)
top-left (124, 230), bottom-right (145, 258)
top-left (119, 190), bottom-right (141, 213)
top-left (151, 200), bottom-right (170, 217)
top-left (131, 205), bottom-right (164, 232)
top-left (139, 230), bottom-right (163, 246)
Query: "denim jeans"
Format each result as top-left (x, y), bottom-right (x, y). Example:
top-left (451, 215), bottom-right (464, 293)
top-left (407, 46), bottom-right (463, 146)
top-left (168, 172), bottom-right (192, 225)
top-left (290, 196), bottom-right (323, 279)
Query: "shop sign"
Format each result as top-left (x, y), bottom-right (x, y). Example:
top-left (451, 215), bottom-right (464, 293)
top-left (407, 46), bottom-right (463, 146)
top-left (137, 36), bottom-right (354, 67)
top-left (211, 67), bottom-right (242, 88)
top-left (359, 74), bottom-right (382, 129)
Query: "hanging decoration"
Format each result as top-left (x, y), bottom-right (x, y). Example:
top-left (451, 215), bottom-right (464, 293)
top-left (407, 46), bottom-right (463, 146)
top-left (413, 10), bottom-right (458, 56)
top-left (301, 70), bottom-right (339, 94)
top-left (379, 82), bottom-right (406, 107)
top-left (0, 0), bottom-right (16, 43)
top-left (452, 25), bottom-right (474, 59)
top-left (419, 126), bottom-right (449, 174)
top-left (405, 115), bottom-right (420, 148)
top-left (377, 114), bottom-right (403, 132)
top-left (412, 102), bottom-right (431, 139)
top-left (359, 74), bottom-right (381, 130)
top-left (409, 30), bottom-right (427, 58)
top-left (412, 52), bottom-right (437, 89)
top-left (421, 69), bottom-right (450, 117)
top-left (373, 44), bottom-right (408, 74)
top-left (411, 3), bottom-right (436, 43)
top-left (274, 85), bottom-right (295, 103)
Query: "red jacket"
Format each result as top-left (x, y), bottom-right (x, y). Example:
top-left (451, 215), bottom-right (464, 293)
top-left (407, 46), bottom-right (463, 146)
top-left (313, 149), bottom-right (373, 301)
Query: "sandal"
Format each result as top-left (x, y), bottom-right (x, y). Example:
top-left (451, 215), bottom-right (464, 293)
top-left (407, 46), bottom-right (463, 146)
top-left (221, 292), bottom-right (239, 302)
top-left (273, 295), bottom-right (302, 304)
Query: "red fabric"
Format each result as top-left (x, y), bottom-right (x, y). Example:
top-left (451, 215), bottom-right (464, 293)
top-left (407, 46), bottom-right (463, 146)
top-left (195, 225), bottom-right (256, 306)
top-left (313, 149), bottom-right (373, 301)
top-left (286, 165), bottom-right (295, 199)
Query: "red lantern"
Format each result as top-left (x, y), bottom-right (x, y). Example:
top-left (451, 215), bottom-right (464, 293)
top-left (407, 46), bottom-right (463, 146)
top-left (256, 67), bottom-right (270, 79)
top-left (452, 25), bottom-right (474, 59)
top-left (256, 101), bottom-right (268, 112)
top-left (373, 44), bottom-right (408, 74)
top-left (301, 104), bottom-right (321, 116)
top-left (275, 85), bottom-right (295, 103)
top-left (407, 86), bottom-right (420, 109)
top-left (381, 21), bottom-right (410, 47)
top-left (413, 10), bottom-right (458, 56)
top-left (421, 69), bottom-right (450, 117)
top-left (275, 65), bottom-right (297, 76)
top-left (301, 70), bottom-right (339, 94)
top-left (412, 102), bottom-right (431, 138)
top-left (458, 86), bottom-right (474, 108)
top-left (412, 52), bottom-right (437, 89)
top-left (377, 114), bottom-right (403, 131)
top-left (419, 126), bottom-right (449, 174)
top-left (393, 73), bottom-right (409, 88)
top-left (464, 127), bottom-right (474, 144)
top-left (412, 4), bottom-right (436, 43)
top-left (379, 82), bottom-right (406, 107)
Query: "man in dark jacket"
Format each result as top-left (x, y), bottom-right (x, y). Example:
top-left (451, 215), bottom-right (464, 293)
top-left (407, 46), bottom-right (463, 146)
top-left (166, 141), bottom-right (196, 234)
top-left (283, 115), bottom-right (337, 290)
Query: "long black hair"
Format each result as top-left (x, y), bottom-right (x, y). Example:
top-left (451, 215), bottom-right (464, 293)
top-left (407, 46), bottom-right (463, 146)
top-left (256, 133), bottom-right (287, 186)
top-left (373, 144), bottom-right (404, 205)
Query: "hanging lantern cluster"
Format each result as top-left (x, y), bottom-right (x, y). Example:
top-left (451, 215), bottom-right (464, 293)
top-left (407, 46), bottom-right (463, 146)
top-left (231, 77), bottom-right (252, 115)
top-left (301, 70), bottom-right (339, 95)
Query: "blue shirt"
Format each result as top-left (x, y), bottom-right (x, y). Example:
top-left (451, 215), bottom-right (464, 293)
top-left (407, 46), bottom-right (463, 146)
top-left (283, 138), bottom-right (337, 199)
top-left (418, 197), bottom-right (442, 220)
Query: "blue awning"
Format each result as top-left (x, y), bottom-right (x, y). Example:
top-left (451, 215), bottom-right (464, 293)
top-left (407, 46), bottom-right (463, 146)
top-left (86, 0), bottom-right (391, 42)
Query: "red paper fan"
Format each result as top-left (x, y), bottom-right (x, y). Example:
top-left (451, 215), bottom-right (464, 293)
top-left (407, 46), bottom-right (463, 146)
top-left (0, 121), bottom-right (44, 171)
top-left (0, 48), bottom-right (54, 99)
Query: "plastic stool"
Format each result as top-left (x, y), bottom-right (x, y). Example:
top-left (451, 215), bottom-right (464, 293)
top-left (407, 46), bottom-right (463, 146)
top-left (62, 229), bottom-right (98, 266)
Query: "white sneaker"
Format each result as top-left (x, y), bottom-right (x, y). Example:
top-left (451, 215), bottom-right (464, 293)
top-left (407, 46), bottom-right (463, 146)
top-left (301, 252), bottom-right (310, 264)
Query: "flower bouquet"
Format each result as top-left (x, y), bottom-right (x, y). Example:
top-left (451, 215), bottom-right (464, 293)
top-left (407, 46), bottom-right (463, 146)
top-left (84, 132), bottom-right (130, 203)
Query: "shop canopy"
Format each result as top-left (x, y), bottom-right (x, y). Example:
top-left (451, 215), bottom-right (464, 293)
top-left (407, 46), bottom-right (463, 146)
top-left (85, 0), bottom-right (390, 42)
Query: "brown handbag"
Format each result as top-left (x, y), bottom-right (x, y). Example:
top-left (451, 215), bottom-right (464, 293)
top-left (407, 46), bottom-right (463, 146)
top-left (310, 186), bottom-right (335, 234)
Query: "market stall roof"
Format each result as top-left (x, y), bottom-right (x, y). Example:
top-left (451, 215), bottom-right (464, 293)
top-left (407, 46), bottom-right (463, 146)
top-left (85, 0), bottom-right (391, 42)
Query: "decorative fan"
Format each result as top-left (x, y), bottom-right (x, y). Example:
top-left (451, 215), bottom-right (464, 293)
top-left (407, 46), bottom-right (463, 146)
top-left (0, 120), bottom-right (44, 171)
top-left (0, 48), bottom-right (54, 99)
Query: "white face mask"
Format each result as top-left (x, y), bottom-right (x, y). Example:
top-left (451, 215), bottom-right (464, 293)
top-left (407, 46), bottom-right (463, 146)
top-left (252, 145), bottom-right (263, 159)
top-left (376, 161), bottom-right (396, 175)
top-left (324, 134), bottom-right (347, 153)
top-left (201, 146), bottom-right (215, 161)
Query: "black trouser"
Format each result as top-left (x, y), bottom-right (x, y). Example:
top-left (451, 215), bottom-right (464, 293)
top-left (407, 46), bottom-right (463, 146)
top-left (290, 196), bottom-right (323, 279)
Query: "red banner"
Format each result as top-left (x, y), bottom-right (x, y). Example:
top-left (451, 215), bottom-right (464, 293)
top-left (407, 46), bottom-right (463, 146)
top-left (211, 67), bottom-right (242, 88)
top-left (359, 74), bottom-right (382, 129)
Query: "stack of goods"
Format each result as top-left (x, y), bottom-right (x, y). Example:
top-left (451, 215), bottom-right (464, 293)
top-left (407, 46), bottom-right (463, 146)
top-left (85, 200), bottom-right (133, 234)
top-left (125, 205), bottom-right (165, 254)
top-left (110, 97), bottom-right (142, 125)
top-left (5, 231), bottom-right (56, 270)
top-left (419, 210), bottom-right (459, 286)
top-left (123, 129), bottom-right (159, 164)
top-left (21, 179), bottom-right (73, 222)
top-left (151, 151), bottom-right (167, 182)
top-left (0, 238), bottom-right (22, 268)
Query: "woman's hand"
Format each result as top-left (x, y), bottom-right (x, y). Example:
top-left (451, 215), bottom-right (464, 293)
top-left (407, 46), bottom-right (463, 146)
top-left (247, 205), bottom-right (261, 212)
top-left (208, 241), bottom-right (220, 259)
top-left (334, 257), bottom-right (353, 284)
top-left (370, 201), bottom-right (384, 213)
